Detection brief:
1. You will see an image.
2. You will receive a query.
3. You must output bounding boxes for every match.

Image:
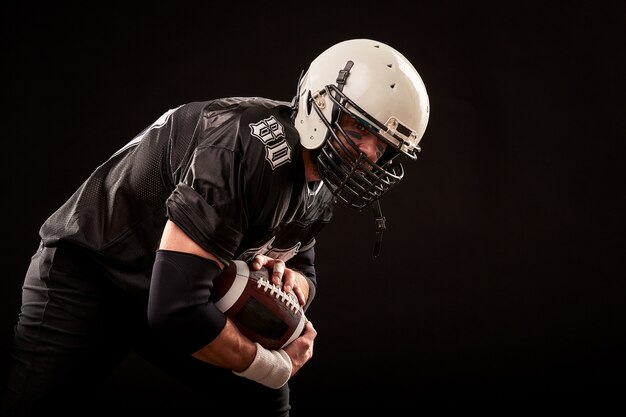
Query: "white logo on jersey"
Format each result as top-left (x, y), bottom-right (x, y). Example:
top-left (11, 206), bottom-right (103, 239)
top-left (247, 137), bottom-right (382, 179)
top-left (249, 116), bottom-right (292, 170)
top-left (237, 237), bottom-right (301, 263)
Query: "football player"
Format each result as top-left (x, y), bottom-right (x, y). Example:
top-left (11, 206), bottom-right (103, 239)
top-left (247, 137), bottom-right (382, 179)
top-left (2, 39), bottom-right (429, 416)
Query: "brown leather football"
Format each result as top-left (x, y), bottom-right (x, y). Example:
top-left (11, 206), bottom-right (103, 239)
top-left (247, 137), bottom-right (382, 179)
top-left (211, 260), bottom-right (306, 350)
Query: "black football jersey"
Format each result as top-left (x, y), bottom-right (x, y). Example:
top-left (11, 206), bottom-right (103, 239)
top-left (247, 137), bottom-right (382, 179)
top-left (39, 98), bottom-right (336, 294)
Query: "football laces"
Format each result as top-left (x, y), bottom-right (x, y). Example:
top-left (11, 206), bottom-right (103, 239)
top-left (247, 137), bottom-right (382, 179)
top-left (256, 279), bottom-right (300, 313)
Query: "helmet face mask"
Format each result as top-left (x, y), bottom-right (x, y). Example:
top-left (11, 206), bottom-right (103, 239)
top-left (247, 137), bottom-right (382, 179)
top-left (313, 91), bottom-right (405, 210)
top-left (294, 39), bottom-right (430, 210)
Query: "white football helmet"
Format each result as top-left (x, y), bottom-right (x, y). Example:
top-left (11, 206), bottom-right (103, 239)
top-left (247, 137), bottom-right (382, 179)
top-left (293, 38), bottom-right (430, 210)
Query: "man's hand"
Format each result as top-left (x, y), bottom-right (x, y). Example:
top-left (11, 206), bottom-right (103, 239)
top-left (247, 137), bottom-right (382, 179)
top-left (251, 255), bottom-right (310, 306)
top-left (232, 319), bottom-right (317, 388)
top-left (250, 255), bottom-right (316, 377)
top-left (283, 320), bottom-right (317, 377)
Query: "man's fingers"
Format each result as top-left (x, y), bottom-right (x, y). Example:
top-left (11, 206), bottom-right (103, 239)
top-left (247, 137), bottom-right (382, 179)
top-left (251, 255), bottom-right (286, 286)
top-left (303, 320), bottom-right (316, 339)
top-left (292, 285), bottom-right (305, 306)
top-left (282, 269), bottom-right (297, 295)
top-left (251, 254), bottom-right (267, 270)
top-left (271, 259), bottom-right (285, 285)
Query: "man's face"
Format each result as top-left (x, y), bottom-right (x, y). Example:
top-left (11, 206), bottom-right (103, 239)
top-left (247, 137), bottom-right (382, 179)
top-left (335, 112), bottom-right (388, 164)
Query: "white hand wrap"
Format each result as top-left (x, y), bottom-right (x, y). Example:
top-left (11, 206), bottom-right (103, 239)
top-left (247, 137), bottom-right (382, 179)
top-left (233, 343), bottom-right (292, 389)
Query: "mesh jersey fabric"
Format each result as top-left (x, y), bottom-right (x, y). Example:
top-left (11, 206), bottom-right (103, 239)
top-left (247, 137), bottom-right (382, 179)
top-left (39, 97), bottom-right (336, 294)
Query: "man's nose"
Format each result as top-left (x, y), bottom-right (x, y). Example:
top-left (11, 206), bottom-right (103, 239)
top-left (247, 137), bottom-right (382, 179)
top-left (358, 136), bottom-right (381, 162)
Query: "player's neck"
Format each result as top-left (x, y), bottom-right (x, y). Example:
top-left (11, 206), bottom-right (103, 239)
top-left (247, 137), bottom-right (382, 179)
top-left (302, 149), bottom-right (321, 182)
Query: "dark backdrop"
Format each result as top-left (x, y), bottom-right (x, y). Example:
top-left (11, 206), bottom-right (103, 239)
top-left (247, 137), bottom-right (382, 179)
top-left (2, 1), bottom-right (625, 414)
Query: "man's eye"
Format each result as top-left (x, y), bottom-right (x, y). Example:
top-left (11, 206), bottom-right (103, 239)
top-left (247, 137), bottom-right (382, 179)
top-left (355, 123), bottom-right (367, 132)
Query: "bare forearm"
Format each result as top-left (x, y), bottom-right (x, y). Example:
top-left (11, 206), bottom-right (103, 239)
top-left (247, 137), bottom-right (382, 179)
top-left (191, 318), bottom-right (257, 372)
top-left (191, 271), bottom-right (309, 372)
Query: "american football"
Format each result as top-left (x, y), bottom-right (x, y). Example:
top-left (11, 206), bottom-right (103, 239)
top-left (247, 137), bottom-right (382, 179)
top-left (211, 260), bottom-right (307, 350)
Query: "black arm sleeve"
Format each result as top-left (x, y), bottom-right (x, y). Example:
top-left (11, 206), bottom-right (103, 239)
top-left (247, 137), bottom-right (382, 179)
top-left (147, 250), bottom-right (227, 354)
top-left (286, 246), bottom-right (317, 312)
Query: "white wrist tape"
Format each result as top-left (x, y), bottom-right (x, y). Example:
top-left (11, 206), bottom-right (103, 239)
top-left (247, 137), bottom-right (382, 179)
top-left (233, 343), bottom-right (292, 389)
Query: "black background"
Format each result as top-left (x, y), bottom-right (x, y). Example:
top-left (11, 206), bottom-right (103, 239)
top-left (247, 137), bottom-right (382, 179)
top-left (2, 1), bottom-right (625, 414)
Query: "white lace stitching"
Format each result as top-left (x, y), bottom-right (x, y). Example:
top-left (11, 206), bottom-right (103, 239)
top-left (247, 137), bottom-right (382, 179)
top-left (256, 279), bottom-right (300, 313)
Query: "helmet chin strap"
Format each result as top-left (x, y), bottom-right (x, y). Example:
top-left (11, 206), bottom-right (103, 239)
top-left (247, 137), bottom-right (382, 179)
top-left (290, 69), bottom-right (305, 121)
top-left (334, 60), bottom-right (387, 259)
top-left (372, 200), bottom-right (386, 258)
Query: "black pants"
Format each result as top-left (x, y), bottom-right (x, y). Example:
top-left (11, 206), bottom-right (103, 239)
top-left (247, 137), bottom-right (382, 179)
top-left (1, 243), bottom-right (290, 416)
